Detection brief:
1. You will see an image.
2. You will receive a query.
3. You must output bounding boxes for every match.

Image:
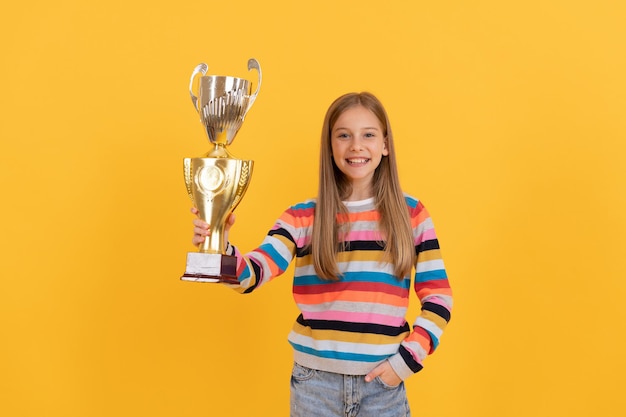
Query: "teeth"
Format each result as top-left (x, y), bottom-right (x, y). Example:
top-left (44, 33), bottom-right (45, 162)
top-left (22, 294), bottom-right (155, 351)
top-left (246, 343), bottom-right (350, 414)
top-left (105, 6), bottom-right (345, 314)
top-left (348, 158), bottom-right (368, 164)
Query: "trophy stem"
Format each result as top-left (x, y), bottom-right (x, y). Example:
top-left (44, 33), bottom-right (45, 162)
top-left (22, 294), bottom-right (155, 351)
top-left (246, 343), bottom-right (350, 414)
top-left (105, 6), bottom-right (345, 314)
top-left (198, 228), bottom-right (225, 254)
top-left (205, 143), bottom-right (235, 158)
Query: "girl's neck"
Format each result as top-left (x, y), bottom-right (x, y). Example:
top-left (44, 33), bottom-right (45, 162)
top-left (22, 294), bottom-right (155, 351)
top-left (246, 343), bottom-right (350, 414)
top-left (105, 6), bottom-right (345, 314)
top-left (343, 196), bottom-right (375, 206)
top-left (344, 181), bottom-right (373, 201)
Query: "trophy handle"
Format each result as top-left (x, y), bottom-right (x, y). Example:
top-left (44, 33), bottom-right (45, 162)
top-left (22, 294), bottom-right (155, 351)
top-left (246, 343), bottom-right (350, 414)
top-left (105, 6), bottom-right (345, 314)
top-left (189, 63), bottom-right (209, 112)
top-left (246, 58), bottom-right (262, 112)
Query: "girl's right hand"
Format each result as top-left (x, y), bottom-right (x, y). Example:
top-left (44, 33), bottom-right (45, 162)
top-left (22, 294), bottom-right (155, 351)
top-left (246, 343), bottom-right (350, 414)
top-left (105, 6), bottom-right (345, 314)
top-left (190, 207), bottom-right (236, 247)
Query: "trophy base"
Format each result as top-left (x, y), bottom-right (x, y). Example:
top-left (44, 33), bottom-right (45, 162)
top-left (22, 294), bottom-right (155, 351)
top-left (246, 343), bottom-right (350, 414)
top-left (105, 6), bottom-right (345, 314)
top-left (181, 252), bottom-right (238, 284)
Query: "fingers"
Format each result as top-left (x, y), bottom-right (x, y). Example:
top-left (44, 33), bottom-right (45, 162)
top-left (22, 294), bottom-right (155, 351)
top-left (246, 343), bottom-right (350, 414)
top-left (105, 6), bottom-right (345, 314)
top-left (192, 224), bottom-right (208, 246)
top-left (364, 361), bottom-right (401, 386)
top-left (190, 208), bottom-right (237, 247)
top-left (191, 207), bottom-right (209, 246)
top-left (364, 366), bottom-right (383, 383)
top-left (190, 208), bottom-right (233, 229)
top-left (224, 213), bottom-right (236, 231)
top-left (192, 218), bottom-right (209, 228)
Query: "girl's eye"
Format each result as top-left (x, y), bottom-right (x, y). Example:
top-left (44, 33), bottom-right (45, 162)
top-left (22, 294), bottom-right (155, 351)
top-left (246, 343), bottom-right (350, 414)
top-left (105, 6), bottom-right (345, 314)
top-left (364, 132), bottom-right (376, 138)
top-left (337, 133), bottom-right (349, 139)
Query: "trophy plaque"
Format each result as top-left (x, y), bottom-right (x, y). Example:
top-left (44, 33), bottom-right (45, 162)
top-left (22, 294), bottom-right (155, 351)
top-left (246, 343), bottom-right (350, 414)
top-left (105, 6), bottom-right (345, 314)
top-left (181, 58), bottom-right (261, 283)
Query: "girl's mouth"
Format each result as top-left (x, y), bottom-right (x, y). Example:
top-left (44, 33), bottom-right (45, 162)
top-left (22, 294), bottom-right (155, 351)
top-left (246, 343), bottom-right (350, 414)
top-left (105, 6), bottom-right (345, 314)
top-left (346, 158), bottom-right (370, 165)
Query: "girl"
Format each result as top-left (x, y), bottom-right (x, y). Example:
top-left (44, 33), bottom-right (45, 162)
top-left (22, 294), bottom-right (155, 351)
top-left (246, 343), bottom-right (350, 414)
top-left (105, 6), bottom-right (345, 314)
top-left (191, 92), bottom-right (453, 417)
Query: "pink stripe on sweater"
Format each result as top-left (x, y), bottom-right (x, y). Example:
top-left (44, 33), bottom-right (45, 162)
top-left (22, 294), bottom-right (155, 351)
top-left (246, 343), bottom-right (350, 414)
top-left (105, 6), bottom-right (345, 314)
top-left (420, 297), bottom-right (451, 309)
top-left (294, 236), bottom-right (312, 247)
top-left (303, 310), bottom-right (406, 327)
top-left (343, 230), bottom-right (383, 241)
top-left (415, 228), bottom-right (437, 244)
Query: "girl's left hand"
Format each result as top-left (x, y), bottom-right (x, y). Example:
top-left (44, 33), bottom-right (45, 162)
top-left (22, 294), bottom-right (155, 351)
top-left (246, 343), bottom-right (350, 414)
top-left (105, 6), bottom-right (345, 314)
top-left (364, 361), bottom-right (402, 387)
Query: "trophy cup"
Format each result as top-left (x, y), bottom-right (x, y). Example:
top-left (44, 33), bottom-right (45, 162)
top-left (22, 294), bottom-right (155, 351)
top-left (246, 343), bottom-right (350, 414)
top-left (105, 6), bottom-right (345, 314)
top-left (181, 58), bottom-right (261, 283)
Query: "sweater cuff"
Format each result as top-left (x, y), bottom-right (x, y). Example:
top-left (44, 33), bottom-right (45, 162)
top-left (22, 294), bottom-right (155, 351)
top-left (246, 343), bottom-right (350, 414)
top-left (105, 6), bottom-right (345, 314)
top-left (388, 351), bottom-right (423, 381)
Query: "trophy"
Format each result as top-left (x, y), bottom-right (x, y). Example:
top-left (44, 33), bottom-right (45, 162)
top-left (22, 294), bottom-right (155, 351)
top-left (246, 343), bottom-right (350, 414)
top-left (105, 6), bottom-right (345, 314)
top-left (181, 58), bottom-right (261, 283)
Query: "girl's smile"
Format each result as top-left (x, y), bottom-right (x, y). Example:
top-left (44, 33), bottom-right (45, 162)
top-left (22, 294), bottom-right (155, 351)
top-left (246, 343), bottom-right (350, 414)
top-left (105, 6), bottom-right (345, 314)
top-left (346, 158), bottom-right (370, 165)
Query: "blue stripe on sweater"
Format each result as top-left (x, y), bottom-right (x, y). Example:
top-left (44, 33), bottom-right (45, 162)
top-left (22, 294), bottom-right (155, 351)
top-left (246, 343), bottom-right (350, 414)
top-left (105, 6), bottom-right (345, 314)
top-left (415, 269), bottom-right (448, 283)
top-left (258, 242), bottom-right (290, 271)
top-left (294, 271), bottom-right (410, 288)
top-left (291, 200), bottom-right (316, 210)
top-left (404, 195), bottom-right (420, 208)
top-left (289, 342), bottom-right (391, 363)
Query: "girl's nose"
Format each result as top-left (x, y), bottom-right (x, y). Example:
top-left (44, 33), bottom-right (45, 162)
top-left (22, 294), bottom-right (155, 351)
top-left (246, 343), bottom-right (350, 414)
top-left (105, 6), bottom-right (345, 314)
top-left (349, 138), bottom-right (363, 151)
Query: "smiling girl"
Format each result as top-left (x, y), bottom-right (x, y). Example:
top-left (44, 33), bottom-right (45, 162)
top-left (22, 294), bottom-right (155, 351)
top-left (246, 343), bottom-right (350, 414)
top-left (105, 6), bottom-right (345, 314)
top-left (191, 92), bottom-right (453, 417)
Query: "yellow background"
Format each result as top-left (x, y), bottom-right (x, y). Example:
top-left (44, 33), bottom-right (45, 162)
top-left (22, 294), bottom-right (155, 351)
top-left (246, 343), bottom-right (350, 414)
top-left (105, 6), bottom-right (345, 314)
top-left (2, 1), bottom-right (625, 416)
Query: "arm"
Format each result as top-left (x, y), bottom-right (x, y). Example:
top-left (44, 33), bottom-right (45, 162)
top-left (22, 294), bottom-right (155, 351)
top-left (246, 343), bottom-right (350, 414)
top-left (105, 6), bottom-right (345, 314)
top-left (387, 201), bottom-right (453, 380)
top-left (191, 207), bottom-right (298, 293)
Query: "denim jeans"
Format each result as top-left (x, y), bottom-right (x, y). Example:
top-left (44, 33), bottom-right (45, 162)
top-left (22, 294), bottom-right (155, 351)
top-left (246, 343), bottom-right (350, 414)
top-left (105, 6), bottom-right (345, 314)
top-left (290, 362), bottom-right (411, 417)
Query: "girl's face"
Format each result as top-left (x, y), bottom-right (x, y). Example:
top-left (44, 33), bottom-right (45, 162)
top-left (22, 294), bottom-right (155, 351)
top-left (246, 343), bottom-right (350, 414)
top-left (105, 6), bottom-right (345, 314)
top-left (331, 105), bottom-right (388, 198)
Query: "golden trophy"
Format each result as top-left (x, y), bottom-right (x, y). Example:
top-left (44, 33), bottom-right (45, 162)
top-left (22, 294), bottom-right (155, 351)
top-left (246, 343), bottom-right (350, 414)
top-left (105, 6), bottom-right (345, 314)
top-left (181, 58), bottom-right (261, 283)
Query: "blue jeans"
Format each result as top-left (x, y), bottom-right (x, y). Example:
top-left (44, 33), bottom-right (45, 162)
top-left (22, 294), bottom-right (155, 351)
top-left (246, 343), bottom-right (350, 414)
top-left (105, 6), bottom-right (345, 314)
top-left (290, 363), bottom-right (411, 417)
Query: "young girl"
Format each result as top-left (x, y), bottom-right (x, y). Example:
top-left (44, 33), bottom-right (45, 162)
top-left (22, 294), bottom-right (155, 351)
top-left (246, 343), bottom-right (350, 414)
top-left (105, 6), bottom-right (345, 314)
top-left (191, 92), bottom-right (452, 417)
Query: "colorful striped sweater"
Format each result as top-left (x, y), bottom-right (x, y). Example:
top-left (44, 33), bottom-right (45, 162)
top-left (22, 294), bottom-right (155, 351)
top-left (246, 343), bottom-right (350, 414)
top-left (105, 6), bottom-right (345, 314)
top-left (227, 195), bottom-right (452, 380)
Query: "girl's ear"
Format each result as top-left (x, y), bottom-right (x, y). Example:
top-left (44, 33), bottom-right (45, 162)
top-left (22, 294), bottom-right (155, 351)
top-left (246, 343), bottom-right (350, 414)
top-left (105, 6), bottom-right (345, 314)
top-left (383, 137), bottom-right (390, 156)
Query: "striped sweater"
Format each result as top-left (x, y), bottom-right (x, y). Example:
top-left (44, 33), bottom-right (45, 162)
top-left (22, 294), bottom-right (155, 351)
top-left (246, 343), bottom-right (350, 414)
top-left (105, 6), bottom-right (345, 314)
top-left (227, 195), bottom-right (452, 380)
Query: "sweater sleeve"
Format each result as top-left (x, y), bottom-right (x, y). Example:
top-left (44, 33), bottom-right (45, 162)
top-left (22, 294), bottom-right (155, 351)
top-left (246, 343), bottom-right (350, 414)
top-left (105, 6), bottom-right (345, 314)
top-left (225, 206), bottom-right (300, 294)
top-left (388, 201), bottom-right (453, 380)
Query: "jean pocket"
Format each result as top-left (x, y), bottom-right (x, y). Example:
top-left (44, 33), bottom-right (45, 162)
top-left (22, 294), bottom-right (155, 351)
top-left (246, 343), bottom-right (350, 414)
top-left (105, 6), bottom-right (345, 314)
top-left (291, 362), bottom-right (315, 382)
top-left (374, 376), bottom-right (402, 390)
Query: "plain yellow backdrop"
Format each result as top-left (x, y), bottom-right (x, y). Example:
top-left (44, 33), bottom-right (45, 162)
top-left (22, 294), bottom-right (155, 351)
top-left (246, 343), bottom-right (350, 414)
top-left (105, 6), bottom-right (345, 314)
top-left (2, 1), bottom-right (625, 416)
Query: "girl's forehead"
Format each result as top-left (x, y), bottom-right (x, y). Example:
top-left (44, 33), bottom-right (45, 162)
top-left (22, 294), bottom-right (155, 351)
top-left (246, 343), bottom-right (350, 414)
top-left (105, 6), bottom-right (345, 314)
top-left (333, 106), bottom-right (381, 129)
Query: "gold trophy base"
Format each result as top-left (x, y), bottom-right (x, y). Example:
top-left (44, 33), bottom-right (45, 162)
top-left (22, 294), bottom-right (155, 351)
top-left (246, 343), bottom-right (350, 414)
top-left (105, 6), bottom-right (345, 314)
top-left (181, 252), bottom-right (238, 284)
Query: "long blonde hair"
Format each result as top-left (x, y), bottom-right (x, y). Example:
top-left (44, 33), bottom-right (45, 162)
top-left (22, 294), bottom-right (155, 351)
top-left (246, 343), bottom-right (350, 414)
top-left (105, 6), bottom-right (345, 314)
top-left (311, 92), bottom-right (415, 280)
